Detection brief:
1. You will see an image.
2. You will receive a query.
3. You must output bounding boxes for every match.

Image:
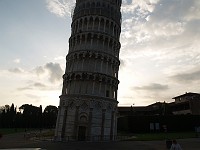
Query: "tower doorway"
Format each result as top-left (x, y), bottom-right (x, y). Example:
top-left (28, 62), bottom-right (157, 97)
top-left (78, 126), bottom-right (87, 141)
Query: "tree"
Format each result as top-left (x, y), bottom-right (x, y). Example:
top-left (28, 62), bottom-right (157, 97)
top-left (0, 104), bottom-right (16, 128)
top-left (43, 105), bottom-right (58, 128)
top-left (9, 103), bottom-right (16, 127)
top-left (0, 103), bottom-right (58, 129)
top-left (19, 104), bottom-right (41, 128)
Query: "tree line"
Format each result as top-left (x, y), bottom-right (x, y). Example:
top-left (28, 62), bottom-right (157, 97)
top-left (0, 103), bottom-right (58, 129)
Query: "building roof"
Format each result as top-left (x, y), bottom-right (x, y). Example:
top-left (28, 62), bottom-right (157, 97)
top-left (118, 106), bottom-right (147, 112)
top-left (172, 92), bottom-right (200, 99)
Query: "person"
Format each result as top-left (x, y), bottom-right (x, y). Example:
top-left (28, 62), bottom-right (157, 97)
top-left (170, 139), bottom-right (182, 150)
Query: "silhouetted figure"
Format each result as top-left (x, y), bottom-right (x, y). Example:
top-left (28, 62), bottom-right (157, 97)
top-left (170, 139), bottom-right (182, 150)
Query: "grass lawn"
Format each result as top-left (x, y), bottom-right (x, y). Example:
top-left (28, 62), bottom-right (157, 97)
top-left (130, 132), bottom-right (197, 141)
top-left (0, 128), bottom-right (25, 135)
top-left (40, 129), bottom-right (54, 137)
top-left (0, 129), bottom-right (197, 141)
top-left (0, 128), bottom-right (55, 140)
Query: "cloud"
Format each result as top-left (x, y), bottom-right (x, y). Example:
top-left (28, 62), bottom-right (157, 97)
top-left (33, 62), bottom-right (64, 83)
top-left (119, 59), bottom-right (126, 68)
top-left (46, 0), bottom-right (75, 17)
top-left (34, 82), bottom-right (46, 88)
top-left (54, 56), bottom-right (65, 60)
top-left (122, 0), bottom-right (160, 15)
top-left (25, 94), bottom-right (42, 100)
top-left (133, 83), bottom-right (169, 91)
top-left (13, 58), bottom-right (20, 64)
top-left (34, 66), bottom-right (45, 76)
top-left (17, 86), bottom-right (33, 91)
top-left (170, 69), bottom-right (200, 83)
top-left (17, 82), bottom-right (46, 91)
top-left (17, 81), bottom-right (60, 91)
top-left (10, 62), bottom-right (63, 92)
top-left (181, 1), bottom-right (200, 21)
top-left (45, 62), bottom-right (63, 83)
top-left (119, 0), bottom-right (200, 101)
top-left (120, 0), bottom-right (200, 52)
top-left (8, 68), bottom-right (24, 74)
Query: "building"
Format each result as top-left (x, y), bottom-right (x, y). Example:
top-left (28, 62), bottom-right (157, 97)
top-left (170, 92), bottom-right (200, 115)
top-left (55, 0), bottom-right (122, 141)
top-left (118, 92), bottom-right (200, 116)
top-left (118, 102), bottom-right (167, 117)
top-left (118, 92), bottom-right (200, 133)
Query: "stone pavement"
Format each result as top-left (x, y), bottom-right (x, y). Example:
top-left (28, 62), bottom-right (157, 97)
top-left (0, 133), bottom-right (200, 150)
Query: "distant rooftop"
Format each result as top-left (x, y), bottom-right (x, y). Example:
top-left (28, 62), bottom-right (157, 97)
top-left (172, 92), bottom-right (200, 99)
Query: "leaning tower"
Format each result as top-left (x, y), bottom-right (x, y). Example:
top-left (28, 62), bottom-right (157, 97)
top-left (55, 0), bottom-right (122, 141)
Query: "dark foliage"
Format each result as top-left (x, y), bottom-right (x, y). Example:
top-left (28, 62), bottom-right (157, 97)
top-left (0, 103), bottom-right (58, 129)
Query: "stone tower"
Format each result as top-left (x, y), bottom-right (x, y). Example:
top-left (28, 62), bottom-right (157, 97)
top-left (55, 0), bottom-right (122, 141)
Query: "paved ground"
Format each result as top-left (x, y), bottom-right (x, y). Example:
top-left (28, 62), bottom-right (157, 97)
top-left (0, 132), bottom-right (200, 150)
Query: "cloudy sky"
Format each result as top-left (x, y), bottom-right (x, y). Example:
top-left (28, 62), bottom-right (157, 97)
top-left (0, 0), bottom-right (200, 108)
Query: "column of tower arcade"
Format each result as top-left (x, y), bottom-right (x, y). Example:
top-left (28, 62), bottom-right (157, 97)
top-left (62, 73), bottom-right (118, 100)
top-left (72, 17), bottom-right (120, 38)
top-left (65, 53), bottom-right (119, 76)
top-left (69, 33), bottom-right (120, 57)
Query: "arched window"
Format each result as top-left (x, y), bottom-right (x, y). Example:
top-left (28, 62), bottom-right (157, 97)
top-left (97, 2), bottom-right (100, 7)
top-left (80, 115), bottom-right (87, 122)
top-left (94, 17), bottom-right (99, 30)
top-left (91, 2), bottom-right (95, 7)
top-left (88, 17), bottom-right (93, 30)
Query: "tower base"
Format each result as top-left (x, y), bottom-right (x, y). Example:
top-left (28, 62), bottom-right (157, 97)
top-left (55, 95), bottom-right (118, 141)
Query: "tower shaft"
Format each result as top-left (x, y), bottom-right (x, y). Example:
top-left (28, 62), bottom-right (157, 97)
top-left (55, 0), bottom-right (122, 141)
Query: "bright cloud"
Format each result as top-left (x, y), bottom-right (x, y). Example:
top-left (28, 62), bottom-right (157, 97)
top-left (118, 0), bottom-right (200, 105)
top-left (54, 56), bottom-right (65, 60)
top-left (46, 0), bottom-right (75, 17)
top-left (13, 58), bottom-right (21, 64)
top-left (0, 61), bottom-right (64, 108)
